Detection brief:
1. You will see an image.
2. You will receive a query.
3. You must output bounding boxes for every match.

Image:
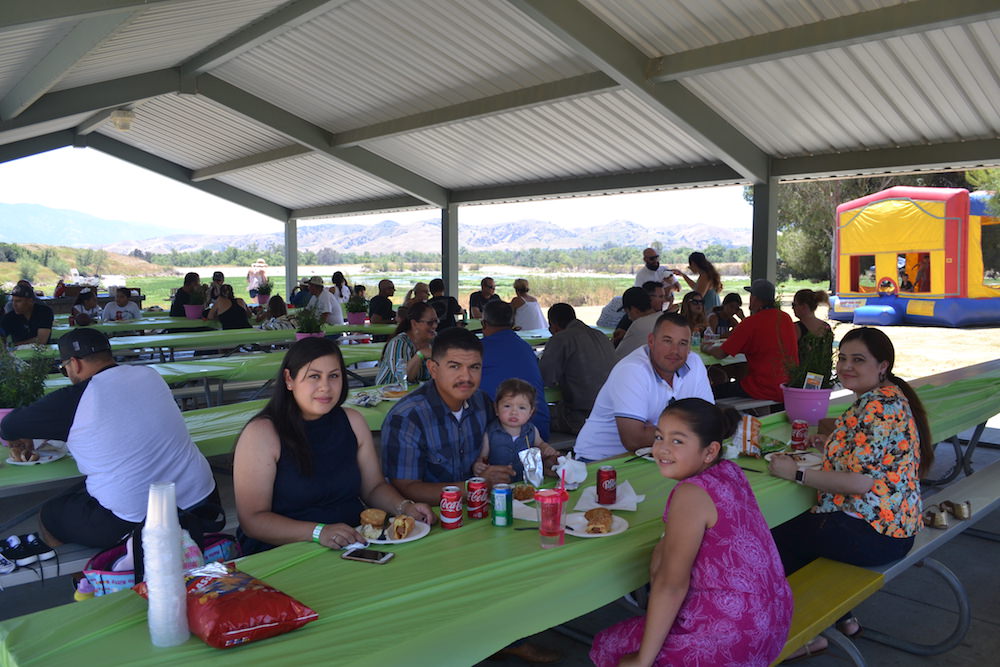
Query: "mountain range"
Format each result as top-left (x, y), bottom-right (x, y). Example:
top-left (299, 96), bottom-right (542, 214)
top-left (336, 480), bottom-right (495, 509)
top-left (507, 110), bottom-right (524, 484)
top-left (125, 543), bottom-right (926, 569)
top-left (1, 203), bottom-right (751, 253)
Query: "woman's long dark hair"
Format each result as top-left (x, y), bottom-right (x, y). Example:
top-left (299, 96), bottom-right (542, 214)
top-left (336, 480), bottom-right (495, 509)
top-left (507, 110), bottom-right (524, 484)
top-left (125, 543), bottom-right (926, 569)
top-left (243, 337), bottom-right (347, 476)
top-left (661, 398), bottom-right (741, 464)
top-left (840, 327), bottom-right (933, 477)
top-left (688, 251), bottom-right (722, 292)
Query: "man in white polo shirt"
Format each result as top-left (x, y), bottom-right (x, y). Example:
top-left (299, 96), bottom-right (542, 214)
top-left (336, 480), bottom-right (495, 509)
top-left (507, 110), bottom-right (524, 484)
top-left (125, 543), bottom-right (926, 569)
top-left (574, 312), bottom-right (714, 462)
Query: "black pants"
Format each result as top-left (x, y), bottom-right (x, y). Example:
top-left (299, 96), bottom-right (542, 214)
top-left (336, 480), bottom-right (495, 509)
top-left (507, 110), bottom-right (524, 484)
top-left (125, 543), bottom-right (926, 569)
top-left (771, 510), bottom-right (914, 575)
top-left (41, 482), bottom-right (223, 550)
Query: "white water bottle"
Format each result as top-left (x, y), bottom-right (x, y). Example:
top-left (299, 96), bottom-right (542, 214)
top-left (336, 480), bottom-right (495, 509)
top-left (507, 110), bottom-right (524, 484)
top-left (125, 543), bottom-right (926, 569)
top-left (143, 482), bottom-right (190, 647)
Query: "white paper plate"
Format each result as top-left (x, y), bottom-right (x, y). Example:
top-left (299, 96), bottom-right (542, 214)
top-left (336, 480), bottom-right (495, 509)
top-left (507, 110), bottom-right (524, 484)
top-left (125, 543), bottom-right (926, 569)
top-left (357, 520), bottom-right (430, 545)
top-left (564, 513), bottom-right (629, 538)
top-left (763, 451), bottom-right (823, 469)
top-left (6, 450), bottom-right (66, 466)
top-left (633, 447), bottom-right (655, 462)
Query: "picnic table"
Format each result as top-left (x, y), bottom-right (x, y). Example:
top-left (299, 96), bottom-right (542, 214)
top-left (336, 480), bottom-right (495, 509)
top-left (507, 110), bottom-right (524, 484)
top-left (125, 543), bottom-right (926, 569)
top-left (50, 316), bottom-right (220, 338)
top-left (0, 451), bottom-right (815, 666)
top-left (19, 327), bottom-right (394, 362)
top-left (42, 345), bottom-right (387, 397)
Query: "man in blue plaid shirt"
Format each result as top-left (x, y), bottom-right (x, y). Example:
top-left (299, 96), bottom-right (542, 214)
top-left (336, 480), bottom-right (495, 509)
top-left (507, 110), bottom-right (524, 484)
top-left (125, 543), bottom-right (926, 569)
top-left (382, 327), bottom-right (516, 504)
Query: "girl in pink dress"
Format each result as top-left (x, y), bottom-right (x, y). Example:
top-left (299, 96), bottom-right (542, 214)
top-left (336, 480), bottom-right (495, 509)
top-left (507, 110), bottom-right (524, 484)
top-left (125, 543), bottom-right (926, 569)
top-left (591, 398), bottom-right (792, 667)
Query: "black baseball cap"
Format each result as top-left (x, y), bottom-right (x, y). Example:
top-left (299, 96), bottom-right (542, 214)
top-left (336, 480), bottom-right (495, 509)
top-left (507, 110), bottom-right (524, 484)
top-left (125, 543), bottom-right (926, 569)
top-left (10, 284), bottom-right (34, 299)
top-left (58, 328), bottom-right (112, 362)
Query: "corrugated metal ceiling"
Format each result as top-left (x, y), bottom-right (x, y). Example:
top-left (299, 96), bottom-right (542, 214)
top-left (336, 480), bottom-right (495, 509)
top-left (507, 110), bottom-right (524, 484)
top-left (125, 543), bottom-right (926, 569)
top-left (0, 22), bottom-right (73, 100)
top-left (214, 0), bottom-right (595, 132)
top-left (365, 88), bottom-right (715, 189)
top-left (581, 0), bottom-right (909, 57)
top-left (52, 0), bottom-right (286, 91)
top-left (683, 19), bottom-right (1000, 157)
top-left (93, 93), bottom-right (292, 170)
top-left (217, 152), bottom-right (404, 210)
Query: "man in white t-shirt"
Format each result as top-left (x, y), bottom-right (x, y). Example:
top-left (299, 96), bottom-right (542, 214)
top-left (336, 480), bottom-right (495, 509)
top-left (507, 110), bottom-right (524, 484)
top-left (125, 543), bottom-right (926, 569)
top-left (0, 329), bottom-right (219, 549)
top-left (634, 247), bottom-right (679, 292)
top-left (574, 312), bottom-right (714, 462)
top-left (101, 288), bottom-right (142, 321)
top-left (303, 276), bottom-right (344, 326)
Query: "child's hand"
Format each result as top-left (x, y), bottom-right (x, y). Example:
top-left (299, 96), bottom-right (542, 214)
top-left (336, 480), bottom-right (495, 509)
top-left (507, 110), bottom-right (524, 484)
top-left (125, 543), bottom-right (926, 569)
top-left (472, 459), bottom-right (487, 475)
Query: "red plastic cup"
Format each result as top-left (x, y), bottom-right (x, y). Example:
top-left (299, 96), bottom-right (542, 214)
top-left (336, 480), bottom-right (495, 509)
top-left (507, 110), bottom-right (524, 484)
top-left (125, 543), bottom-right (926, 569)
top-left (534, 489), bottom-right (569, 549)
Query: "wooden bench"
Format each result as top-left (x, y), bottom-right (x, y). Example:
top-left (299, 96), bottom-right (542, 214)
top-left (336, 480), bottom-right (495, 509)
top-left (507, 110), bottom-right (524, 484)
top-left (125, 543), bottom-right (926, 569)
top-left (772, 558), bottom-right (884, 665)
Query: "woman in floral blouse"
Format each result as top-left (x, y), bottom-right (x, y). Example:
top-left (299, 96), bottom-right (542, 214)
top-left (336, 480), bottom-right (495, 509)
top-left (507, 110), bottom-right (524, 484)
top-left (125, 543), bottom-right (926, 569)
top-left (768, 326), bottom-right (932, 654)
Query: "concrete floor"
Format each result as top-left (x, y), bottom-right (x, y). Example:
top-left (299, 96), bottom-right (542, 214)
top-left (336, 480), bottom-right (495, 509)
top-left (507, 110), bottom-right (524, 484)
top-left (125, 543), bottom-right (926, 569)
top-left (1, 425), bottom-right (997, 666)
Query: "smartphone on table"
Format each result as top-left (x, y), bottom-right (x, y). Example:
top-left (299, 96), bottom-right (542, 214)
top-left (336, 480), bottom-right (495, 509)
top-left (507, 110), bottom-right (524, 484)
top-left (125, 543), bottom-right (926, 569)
top-left (341, 548), bottom-right (394, 564)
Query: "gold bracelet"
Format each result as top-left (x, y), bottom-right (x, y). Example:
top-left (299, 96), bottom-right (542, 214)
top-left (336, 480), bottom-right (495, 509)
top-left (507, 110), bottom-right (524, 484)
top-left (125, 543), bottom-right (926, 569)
top-left (396, 499), bottom-right (415, 514)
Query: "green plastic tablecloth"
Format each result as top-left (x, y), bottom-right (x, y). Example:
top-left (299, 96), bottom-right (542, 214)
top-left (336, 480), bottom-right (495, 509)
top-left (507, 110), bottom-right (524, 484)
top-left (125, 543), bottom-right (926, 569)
top-left (0, 454), bottom-right (814, 667)
top-left (19, 328), bottom-right (390, 360)
top-left (43, 345), bottom-right (386, 393)
top-left (50, 317), bottom-right (221, 339)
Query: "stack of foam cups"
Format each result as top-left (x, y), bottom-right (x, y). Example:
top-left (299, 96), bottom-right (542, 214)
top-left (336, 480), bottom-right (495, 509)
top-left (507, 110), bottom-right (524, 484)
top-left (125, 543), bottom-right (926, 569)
top-left (143, 481), bottom-right (190, 647)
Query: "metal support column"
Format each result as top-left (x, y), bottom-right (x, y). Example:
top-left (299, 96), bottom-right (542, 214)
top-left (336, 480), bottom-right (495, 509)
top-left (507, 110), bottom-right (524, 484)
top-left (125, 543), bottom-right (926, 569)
top-left (441, 203), bottom-right (459, 298)
top-left (284, 218), bottom-right (298, 301)
top-left (751, 175), bottom-right (778, 282)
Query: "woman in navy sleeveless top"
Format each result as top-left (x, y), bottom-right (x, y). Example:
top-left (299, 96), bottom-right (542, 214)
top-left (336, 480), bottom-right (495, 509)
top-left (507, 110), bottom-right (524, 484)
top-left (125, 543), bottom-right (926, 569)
top-left (234, 338), bottom-right (435, 554)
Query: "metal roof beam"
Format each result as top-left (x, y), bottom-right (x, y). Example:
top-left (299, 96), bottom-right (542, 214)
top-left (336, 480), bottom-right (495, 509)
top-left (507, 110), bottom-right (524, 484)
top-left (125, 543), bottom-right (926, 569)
top-left (507, 0), bottom-right (769, 183)
top-left (196, 74), bottom-right (450, 208)
top-left (0, 69), bottom-right (178, 133)
top-left (180, 0), bottom-right (351, 77)
top-left (191, 144), bottom-right (312, 182)
top-left (451, 164), bottom-right (744, 205)
top-left (649, 0), bottom-right (1000, 81)
top-left (1, 11), bottom-right (134, 120)
top-left (772, 139), bottom-right (1000, 180)
top-left (83, 132), bottom-right (291, 221)
top-left (0, 0), bottom-right (177, 32)
top-left (335, 72), bottom-right (618, 147)
top-left (0, 130), bottom-right (75, 164)
top-left (292, 196), bottom-right (429, 220)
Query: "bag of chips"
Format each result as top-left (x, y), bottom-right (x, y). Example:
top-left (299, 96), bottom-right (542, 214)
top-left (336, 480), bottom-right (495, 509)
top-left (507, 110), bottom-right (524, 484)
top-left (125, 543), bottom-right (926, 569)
top-left (135, 562), bottom-right (318, 648)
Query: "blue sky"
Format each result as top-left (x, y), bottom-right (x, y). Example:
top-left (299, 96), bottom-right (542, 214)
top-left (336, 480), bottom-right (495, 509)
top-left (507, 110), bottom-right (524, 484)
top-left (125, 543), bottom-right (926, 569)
top-left (0, 147), bottom-right (753, 236)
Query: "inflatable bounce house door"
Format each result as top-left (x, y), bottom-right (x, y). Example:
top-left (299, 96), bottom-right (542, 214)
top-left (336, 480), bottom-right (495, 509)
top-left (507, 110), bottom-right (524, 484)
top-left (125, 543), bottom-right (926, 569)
top-left (829, 187), bottom-right (1000, 327)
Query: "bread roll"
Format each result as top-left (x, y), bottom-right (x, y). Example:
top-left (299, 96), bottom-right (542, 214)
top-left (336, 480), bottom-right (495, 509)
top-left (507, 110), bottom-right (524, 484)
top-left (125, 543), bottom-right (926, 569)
top-left (584, 508), bottom-right (613, 534)
top-left (360, 508), bottom-right (386, 528)
top-left (391, 515), bottom-right (415, 540)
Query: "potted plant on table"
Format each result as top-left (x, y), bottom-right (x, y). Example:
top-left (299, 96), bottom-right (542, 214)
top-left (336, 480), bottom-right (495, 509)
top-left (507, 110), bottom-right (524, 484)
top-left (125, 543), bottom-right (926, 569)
top-left (295, 306), bottom-right (324, 340)
top-left (182, 284), bottom-right (208, 319)
top-left (256, 279), bottom-right (273, 306)
top-left (345, 294), bottom-right (368, 325)
top-left (0, 343), bottom-right (51, 446)
top-left (781, 330), bottom-right (836, 425)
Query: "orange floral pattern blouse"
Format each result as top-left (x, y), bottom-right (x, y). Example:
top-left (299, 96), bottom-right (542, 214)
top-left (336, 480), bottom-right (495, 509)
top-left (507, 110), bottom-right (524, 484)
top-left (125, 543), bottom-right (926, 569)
top-left (813, 385), bottom-right (922, 537)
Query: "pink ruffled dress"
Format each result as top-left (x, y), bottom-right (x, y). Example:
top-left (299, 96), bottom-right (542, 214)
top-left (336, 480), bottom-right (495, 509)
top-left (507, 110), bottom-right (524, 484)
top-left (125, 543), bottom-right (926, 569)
top-left (590, 460), bottom-right (792, 666)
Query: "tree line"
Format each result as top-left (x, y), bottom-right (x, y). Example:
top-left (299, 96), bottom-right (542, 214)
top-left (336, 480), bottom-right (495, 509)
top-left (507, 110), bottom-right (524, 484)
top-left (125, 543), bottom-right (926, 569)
top-left (136, 243), bottom-right (751, 273)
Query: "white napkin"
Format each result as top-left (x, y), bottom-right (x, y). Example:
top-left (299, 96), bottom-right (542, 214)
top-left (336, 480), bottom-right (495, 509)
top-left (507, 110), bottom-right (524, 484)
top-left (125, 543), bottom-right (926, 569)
top-left (573, 481), bottom-right (645, 512)
top-left (552, 454), bottom-right (587, 490)
top-left (513, 499), bottom-right (537, 521)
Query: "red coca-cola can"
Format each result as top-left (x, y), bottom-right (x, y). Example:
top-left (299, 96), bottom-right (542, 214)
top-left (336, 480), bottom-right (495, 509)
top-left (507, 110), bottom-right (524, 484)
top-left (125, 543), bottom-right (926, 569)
top-left (466, 477), bottom-right (489, 520)
top-left (440, 486), bottom-right (463, 529)
top-left (790, 419), bottom-right (809, 450)
top-left (116, 311), bottom-right (123, 321)
top-left (597, 466), bottom-right (617, 505)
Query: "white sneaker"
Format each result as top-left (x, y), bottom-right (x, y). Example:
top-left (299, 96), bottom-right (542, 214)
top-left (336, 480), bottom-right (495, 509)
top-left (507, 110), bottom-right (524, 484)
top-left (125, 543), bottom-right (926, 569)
top-left (0, 551), bottom-right (15, 575)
